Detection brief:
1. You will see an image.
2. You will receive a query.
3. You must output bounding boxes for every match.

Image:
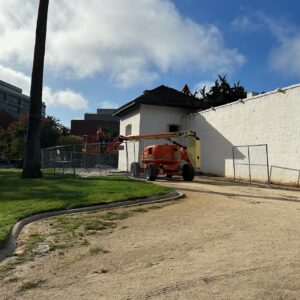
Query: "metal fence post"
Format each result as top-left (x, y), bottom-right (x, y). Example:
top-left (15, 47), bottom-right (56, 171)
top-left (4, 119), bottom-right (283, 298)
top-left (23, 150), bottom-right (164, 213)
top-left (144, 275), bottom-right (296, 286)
top-left (73, 146), bottom-right (76, 177)
top-left (297, 170), bottom-right (300, 187)
top-left (247, 146), bottom-right (251, 182)
top-left (54, 150), bottom-right (56, 175)
top-left (71, 150), bottom-right (75, 178)
top-left (266, 144), bottom-right (270, 183)
top-left (232, 147), bottom-right (236, 180)
top-left (41, 149), bottom-right (44, 170)
top-left (62, 151), bottom-right (65, 175)
top-left (270, 166), bottom-right (273, 183)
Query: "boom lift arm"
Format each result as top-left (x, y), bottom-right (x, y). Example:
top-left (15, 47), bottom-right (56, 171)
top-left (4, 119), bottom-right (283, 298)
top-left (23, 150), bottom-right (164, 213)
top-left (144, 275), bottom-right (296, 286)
top-left (117, 131), bottom-right (201, 170)
top-left (118, 131), bottom-right (199, 142)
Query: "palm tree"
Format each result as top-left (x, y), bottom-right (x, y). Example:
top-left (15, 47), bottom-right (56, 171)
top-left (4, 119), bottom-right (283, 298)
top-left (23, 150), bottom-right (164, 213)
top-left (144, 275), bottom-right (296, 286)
top-left (22, 0), bottom-right (49, 178)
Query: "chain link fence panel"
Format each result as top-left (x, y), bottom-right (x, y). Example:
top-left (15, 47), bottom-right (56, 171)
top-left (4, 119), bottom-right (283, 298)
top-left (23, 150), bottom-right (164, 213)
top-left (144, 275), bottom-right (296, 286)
top-left (42, 143), bottom-right (120, 178)
top-left (232, 144), bottom-right (270, 183)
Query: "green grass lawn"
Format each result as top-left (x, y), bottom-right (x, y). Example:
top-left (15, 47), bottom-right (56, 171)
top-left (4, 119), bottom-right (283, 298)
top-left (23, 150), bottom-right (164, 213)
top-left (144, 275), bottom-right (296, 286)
top-left (0, 169), bottom-right (171, 247)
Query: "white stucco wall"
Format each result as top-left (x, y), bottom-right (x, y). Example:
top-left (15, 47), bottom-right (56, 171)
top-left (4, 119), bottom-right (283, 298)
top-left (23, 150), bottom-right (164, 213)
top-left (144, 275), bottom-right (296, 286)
top-left (183, 84), bottom-right (300, 185)
top-left (118, 108), bottom-right (141, 171)
top-left (139, 105), bottom-right (186, 134)
top-left (118, 104), bottom-right (189, 171)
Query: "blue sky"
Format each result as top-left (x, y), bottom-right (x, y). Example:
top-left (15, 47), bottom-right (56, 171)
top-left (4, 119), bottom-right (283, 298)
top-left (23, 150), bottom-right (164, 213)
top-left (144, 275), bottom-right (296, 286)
top-left (1, 0), bottom-right (300, 126)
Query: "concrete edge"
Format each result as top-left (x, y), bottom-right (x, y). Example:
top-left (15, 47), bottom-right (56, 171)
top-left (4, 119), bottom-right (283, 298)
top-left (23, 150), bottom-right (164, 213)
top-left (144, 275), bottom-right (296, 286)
top-left (0, 191), bottom-right (184, 264)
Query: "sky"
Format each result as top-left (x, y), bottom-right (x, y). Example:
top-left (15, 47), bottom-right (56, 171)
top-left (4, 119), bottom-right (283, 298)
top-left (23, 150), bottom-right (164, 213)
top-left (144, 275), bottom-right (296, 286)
top-left (1, 0), bottom-right (300, 126)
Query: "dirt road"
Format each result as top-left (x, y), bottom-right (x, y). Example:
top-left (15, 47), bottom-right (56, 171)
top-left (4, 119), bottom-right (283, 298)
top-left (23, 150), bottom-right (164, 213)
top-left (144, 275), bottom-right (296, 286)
top-left (1, 178), bottom-right (300, 299)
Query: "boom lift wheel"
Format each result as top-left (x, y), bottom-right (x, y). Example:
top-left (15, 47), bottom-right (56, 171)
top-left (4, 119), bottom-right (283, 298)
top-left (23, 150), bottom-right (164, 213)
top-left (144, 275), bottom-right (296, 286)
top-left (145, 163), bottom-right (157, 181)
top-left (130, 162), bottom-right (140, 178)
top-left (182, 164), bottom-right (195, 181)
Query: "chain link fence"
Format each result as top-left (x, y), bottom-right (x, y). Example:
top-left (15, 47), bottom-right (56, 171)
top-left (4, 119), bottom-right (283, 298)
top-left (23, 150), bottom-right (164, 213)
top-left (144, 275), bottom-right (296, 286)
top-left (41, 143), bottom-right (120, 177)
top-left (41, 136), bottom-right (190, 179)
top-left (232, 144), bottom-right (270, 183)
top-left (42, 140), bottom-right (300, 187)
top-left (270, 165), bottom-right (300, 187)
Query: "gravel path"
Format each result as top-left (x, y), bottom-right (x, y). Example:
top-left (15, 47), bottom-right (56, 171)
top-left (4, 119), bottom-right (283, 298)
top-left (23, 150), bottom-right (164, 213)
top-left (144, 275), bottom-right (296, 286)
top-left (1, 178), bottom-right (300, 299)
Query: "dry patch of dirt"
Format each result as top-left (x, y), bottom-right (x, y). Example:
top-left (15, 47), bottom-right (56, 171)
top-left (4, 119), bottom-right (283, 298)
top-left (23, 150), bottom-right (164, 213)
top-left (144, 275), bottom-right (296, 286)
top-left (0, 178), bottom-right (300, 299)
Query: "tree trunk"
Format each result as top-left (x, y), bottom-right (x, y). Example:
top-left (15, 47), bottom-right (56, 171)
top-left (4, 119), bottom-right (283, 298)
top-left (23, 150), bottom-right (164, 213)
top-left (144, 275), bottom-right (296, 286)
top-left (22, 0), bottom-right (49, 178)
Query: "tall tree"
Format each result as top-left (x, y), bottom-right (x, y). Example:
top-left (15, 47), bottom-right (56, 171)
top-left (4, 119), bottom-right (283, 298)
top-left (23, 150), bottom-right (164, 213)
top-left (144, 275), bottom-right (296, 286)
top-left (195, 74), bottom-right (247, 109)
top-left (0, 116), bottom-right (71, 160)
top-left (22, 0), bottom-right (49, 178)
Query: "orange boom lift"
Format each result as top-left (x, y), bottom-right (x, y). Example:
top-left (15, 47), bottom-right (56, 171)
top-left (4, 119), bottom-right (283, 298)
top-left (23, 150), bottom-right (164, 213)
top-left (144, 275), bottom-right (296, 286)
top-left (119, 131), bottom-right (201, 181)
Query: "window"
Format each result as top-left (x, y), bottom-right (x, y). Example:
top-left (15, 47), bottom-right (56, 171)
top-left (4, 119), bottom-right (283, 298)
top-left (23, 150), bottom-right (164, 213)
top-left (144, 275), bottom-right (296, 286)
top-left (22, 101), bottom-right (30, 109)
top-left (7, 95), bottom-right (20, 105)
top-left (169, 124), bottom-right (179, 132)
top-left (0, 92), bottom-right (6, 100)
top-left (7, 105), bottom-right (20, 114)
top-left (22, 101), bottom-right (30, 114)
top-left (125, 124), bottom-right (132, 136)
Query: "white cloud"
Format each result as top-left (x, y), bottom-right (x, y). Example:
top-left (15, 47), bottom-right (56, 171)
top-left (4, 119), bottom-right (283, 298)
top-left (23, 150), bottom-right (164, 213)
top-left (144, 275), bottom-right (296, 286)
top-left (0, 64), bottom-right (88, 110)
top-left (231, 15), bottom-right (261, 32)
top-left (232, 12), bottom-right (296, 38)
top-left (257, 13), bottom-right (296, 41)
top-left (0, 64), bottom-right (31, 94)
top-left (257, 14), bottom-right (300, 76)
top-left (98, 101), bottom-right (118, 109)
top-left (193, 80), bottom-right (214, 93)
top-left (192, 80), bottom-right (214, 98)
top-left (231, 12), bottom-right (300, 76)
top-left (0, 0), bottom-right (245, 88)
top-left (0, 2), bottom-right (36, 67)
top-left (44, 88), bottom-right (88, 110)
top-left (269, 35), bottom-right (300, 76)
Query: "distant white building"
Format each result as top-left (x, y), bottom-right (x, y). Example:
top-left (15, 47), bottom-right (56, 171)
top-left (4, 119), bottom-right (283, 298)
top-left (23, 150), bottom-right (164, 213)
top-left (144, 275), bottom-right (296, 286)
top-left (114, 83), bottom-right (300, 186)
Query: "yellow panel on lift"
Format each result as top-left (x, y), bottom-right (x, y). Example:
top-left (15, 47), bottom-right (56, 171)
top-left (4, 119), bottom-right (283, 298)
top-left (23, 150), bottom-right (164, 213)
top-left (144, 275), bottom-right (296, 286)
top-left (187, 136), bottom-right (201, 169)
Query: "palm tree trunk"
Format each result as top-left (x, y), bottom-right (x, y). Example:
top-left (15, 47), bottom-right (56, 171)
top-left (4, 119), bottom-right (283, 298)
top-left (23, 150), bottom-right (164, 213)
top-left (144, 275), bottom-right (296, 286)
top-left (22, 0), bottom-right (49, 178)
